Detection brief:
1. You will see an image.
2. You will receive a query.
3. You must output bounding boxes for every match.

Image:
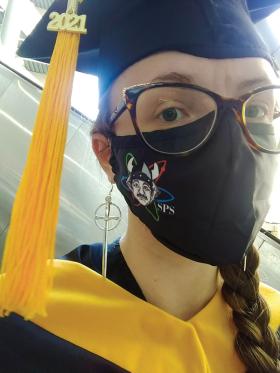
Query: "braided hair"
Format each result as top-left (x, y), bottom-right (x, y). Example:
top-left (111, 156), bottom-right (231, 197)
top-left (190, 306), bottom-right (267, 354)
top-left (219, 245), bottom-right (280, 373)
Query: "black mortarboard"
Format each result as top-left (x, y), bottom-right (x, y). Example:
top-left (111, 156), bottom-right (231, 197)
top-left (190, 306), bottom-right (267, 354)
top-left (18, 0), bottom-right (280, 95)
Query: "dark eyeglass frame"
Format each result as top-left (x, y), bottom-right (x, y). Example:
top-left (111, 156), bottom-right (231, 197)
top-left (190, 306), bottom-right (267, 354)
top-left (109, 82), bottom-right (280, 156)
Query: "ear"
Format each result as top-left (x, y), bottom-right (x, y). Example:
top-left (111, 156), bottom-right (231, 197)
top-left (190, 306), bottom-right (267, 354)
top-left (92, 133), bottom-right (115, 183)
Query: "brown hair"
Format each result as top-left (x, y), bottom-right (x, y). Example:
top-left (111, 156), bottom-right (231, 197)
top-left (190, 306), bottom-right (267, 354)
top-left (92, 103), bottom-right (280, 373)
top-left (219, 245), bottom-right (280, 372)
top-left (91, 91), bottom-right (114, 138)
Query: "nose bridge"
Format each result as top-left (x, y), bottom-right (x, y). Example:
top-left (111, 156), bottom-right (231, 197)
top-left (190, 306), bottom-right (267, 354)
top-left (220, 97), bottom-right (243, 122)
top-left (222, 96), bottom-right (242, 110)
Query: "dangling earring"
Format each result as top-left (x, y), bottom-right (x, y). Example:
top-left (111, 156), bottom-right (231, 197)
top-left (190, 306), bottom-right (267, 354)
top-left (243, 254), bottom-right (247, 272)
top-left (94, 184), bottom-right (122, 278)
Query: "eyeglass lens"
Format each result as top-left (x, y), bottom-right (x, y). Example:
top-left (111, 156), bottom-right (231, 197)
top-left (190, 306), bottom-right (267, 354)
top-left (136, 87), bottom-right (216, 153)
top-left (243, 88), bottom-right (280, 152)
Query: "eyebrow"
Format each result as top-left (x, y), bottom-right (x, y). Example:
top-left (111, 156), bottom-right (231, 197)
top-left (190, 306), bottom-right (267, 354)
top-left (151, 72), bottom-right (194, 84)
top-left (150, 72), bottom-right (273, 91)
top-left (238, 77), bottom-right (273, 91)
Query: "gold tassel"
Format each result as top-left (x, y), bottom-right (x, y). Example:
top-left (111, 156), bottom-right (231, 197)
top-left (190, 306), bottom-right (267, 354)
top-left (0, 2), bottom-right (86, 320)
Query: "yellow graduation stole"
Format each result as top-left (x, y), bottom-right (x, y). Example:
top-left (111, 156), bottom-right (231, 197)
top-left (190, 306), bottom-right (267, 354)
top-left (27, 260), bottom-right (280, 373)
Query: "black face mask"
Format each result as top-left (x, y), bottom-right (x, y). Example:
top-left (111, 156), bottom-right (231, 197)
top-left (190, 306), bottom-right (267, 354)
top-left (109, 109), bottom-right (277, 266)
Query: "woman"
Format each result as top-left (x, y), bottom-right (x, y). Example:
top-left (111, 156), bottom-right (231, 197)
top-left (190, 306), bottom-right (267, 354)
top-left (1, 0), bottom-right (280, 372)
top-left (86, 50), bottom-right (280, 370)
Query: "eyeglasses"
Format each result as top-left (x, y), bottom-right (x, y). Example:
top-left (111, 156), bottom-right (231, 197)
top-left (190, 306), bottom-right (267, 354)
top-left (109, 82), bottom-right (280, 155)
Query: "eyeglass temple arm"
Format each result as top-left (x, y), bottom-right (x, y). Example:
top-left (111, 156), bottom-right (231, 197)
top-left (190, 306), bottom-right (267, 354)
top-left (109, 99), bottom-right (127, 125)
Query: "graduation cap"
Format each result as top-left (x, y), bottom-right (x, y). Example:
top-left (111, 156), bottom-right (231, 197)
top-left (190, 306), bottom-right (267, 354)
top-left (1, 0), bottom-right (280, 320)
top-left (18, 0), bottom-right (280, 95)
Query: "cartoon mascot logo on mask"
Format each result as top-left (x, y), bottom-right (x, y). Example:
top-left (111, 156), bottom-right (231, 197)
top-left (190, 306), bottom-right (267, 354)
top-left (121, 153), bottom-right (175, 221)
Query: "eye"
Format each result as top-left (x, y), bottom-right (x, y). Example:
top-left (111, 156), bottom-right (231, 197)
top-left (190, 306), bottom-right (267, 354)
top-left (159, 107), bottom-right (185, 122)
top-left (143, 184), bottom-right (150, 192)
top-left (245, 104), bottom-right (267, 119)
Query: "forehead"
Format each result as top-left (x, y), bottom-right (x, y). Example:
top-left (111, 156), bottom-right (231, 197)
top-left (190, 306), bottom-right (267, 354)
top-left (108, 51), bottom-right (277, 108)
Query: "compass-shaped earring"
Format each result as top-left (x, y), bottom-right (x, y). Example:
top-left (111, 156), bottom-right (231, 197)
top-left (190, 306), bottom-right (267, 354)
top-left (94, 185), bottom-right (122, 278)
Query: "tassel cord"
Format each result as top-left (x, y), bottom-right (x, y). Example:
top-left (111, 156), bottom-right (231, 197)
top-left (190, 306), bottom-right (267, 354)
top-left (0, 31), bottom-right (81, 319)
